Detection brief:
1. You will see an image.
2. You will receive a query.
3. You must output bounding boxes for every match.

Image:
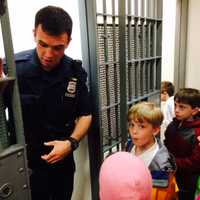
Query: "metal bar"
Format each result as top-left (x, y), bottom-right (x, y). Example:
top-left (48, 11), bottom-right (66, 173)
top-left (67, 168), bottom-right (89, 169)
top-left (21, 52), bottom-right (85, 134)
top-left (147, 20), bottom-right (151, 57)
top-left (148, 0), bottom-right (154, 18)
top-left (99, 60), bottom-right (118, 66)
top-left (134, 0), bottom-right (138, 16)
top-left (127, 1), bottom-right (132, 60)
top-left (0, 96), bottom-right (9, 151)
top-left (127, 90), bottom-right (160, 105)
top-left (140, 61), bottom-right (144, 96)
top-left (119, 0), bottom-right (127, 149)
top-left (103, 0), bottom-right (109, 63)
top-left (156, 0), bottom-right (163, 19)
top-left (112, 0), bottom-right (120, 149)
top-left (140, 0), bottom-right (144, 17)
top-left (154, 0), bottom-right (157, 19)
top-left (103, 138), bottom-right (122, 152)
top-left (145, 0), bottom-right (149, 18)
top-left (133, 17), bottom-right (138, 59)
top-left (0, 0), bottom-right (25, 145)
top-left (156, 22), bottom-right (162, 56)
top-left (135, 61), bottom-right (139, 97)
top-left (102, 0), bottom-right (111, 153)
top-left (0, 1), bottom-right (31, 199)
top-left (156, 58), bottom-right (161, 90)
top-left (173, 0), bottom-right (188, 90)
top-left (146, 61), bottom-right (150, 93)
top-left (127, 56), bottom-right (161, 62)
top-left (78, 0), bottom-right (103, 199)
top-left (97, 13), bottom-right (118, 17)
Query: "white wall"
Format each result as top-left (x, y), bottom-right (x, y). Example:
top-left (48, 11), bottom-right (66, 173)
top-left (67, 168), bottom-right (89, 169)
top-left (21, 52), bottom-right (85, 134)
top-left (161, 0), bottom-right (176, 82)
top-left (0, 1), bottom-right (91, 200)
top-left (0, 0), bottom-right (82, 59)
top-left (185, 0), bottom-right (200, 89)
top-left (162, 0), bottom-right (200, 90)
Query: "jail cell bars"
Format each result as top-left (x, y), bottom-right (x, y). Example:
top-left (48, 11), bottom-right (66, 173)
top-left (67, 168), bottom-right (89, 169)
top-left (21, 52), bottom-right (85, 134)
top-left (79, 0), bottom-right (163, 199)
top-left (95, 0), bottom-right (162, 158)
top-left (0, 96), bottom-right (9, 150)
top-left (97, 12), bottom-right (122, 156)
top-left (126, 19), bottom-right (162, 104)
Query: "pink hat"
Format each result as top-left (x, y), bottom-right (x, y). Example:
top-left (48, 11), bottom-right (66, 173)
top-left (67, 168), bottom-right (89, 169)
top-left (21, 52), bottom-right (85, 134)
top-left (99, 152), bottom-right (152, 200)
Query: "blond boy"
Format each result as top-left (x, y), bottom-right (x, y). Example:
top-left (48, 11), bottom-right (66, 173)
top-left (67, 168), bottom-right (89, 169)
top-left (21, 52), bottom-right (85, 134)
top-left (126, 101), bottom-right (177, 199)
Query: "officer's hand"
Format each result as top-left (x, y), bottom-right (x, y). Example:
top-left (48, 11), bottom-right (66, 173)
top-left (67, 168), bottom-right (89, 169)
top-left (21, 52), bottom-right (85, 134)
top-left (41, 140), bottom-right (71, 164)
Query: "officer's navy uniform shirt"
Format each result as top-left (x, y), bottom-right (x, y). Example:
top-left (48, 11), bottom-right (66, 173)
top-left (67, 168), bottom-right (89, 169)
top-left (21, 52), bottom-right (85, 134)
top-left (7, 49), bottom-right (91, 169)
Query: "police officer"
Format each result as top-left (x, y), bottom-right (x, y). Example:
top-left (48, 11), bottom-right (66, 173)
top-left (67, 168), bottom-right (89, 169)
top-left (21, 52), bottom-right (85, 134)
top-left (5, 6), bottom-right (92, 200)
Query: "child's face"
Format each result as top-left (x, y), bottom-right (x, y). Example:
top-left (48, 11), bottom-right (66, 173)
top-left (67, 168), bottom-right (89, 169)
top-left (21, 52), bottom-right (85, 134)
top-left (174, 101), bottom-right (198, 121)
top-left (128, 119), bottom-right (159, 150)
top-left (161, 91), bottom-right (169, 101)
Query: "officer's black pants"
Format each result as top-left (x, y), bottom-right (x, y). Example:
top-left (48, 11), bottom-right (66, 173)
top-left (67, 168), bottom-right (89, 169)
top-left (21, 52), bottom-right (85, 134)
top-left (30, 162), bottom-right (74, 200)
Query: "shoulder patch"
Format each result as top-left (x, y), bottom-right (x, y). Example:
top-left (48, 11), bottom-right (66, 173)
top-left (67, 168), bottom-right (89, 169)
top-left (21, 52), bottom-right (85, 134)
top-left (72, 59), bottom-right (87, 83)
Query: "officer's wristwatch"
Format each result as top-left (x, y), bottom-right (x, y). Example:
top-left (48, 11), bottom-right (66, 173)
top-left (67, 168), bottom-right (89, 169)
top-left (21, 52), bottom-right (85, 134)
top-left (68, 136), bottom-right (79, 151)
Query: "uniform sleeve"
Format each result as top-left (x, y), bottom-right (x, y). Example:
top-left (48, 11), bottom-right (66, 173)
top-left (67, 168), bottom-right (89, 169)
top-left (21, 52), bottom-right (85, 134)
top-left (76, 69), bottom-right (92, 117)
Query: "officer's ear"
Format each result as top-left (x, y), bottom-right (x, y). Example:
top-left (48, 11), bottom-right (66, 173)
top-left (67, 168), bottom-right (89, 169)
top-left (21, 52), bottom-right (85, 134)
top-left (33, 29), bottom-right (36, 42)
top-left (65, 36), bottom-right (72, 49)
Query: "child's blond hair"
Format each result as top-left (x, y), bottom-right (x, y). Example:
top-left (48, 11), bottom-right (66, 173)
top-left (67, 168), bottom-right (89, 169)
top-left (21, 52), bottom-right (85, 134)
top-left (128, 101), bottom-right (163, 128)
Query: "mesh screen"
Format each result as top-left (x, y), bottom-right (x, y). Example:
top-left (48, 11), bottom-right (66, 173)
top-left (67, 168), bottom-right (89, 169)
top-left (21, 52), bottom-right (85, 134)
top-left (95, 0), bottom-right (162, 155)
top-left (97, 22), bottom-right (121, 153)
top-left (0, 96), bottom-right (9, 150)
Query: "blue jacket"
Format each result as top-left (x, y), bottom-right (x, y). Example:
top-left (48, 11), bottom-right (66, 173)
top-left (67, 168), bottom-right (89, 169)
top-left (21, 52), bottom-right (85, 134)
top-left (126, 138), bottom-right (176, 187)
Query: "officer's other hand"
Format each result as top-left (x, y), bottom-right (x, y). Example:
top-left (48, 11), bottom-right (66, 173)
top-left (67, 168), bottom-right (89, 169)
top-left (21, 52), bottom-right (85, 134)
top-left (41, 140), bottom-right (71, 164)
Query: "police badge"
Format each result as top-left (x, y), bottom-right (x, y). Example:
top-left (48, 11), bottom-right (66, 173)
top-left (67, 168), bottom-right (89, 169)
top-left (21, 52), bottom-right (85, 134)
top-left (65, 78), bottom-right (77, 98)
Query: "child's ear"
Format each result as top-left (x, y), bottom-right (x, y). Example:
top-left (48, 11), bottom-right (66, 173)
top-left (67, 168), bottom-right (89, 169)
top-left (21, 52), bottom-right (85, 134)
top-left (192, 107), bottom-right (200, 116)
top-left (153, 127), bottom-right (160, 136)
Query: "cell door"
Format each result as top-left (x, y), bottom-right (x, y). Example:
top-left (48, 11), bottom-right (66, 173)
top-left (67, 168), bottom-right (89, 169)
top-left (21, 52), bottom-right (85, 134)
top-left (78, 0), bottom-right (163, 199)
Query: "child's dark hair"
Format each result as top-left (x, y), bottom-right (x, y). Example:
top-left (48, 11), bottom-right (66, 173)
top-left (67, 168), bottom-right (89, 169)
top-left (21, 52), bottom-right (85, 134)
top-left (174, 88), bottom-right (200, 108)
top-left (35, 5), bottom-right (73, 37)
top-left (161, 81), bottom-right (175, 97)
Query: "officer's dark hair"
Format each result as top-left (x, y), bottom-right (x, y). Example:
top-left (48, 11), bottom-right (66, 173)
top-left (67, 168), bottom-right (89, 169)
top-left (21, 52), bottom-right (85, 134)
top-left (35, 5), bottom-right (73, 37)
top-left (174, 88), bottom-right (200, 108)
